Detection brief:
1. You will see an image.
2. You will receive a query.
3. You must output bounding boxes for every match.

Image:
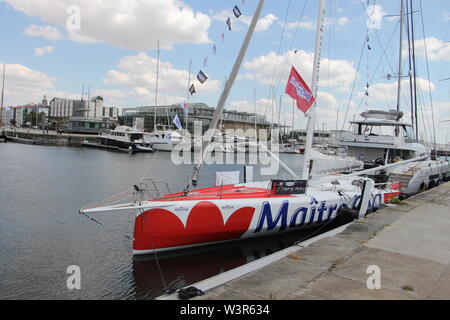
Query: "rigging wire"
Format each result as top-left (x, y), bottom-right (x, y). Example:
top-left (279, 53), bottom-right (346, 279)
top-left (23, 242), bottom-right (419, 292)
top-left (272, 0), bottom-right (309, 135)
top-left (342, 1), bottom-right (415, 133)
top-left (272, 0), bottom-right (310, 99)
top-left (418, 0), bottom-right (437, 152)
top-left (263, 0), bottom-right (292, 121)
top-left (339, 4), bottom-right (370, 136)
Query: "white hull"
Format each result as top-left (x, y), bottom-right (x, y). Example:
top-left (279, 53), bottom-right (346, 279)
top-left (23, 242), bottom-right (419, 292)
top-left (131, 179), bottom-right (396, 255)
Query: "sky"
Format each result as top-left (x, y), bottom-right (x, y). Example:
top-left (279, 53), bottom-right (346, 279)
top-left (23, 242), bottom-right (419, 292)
top-left (0, 0), bottom-right (449, 144)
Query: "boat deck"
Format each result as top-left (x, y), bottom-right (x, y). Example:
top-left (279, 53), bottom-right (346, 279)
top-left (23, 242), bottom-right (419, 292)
top-left (157, 185), bottom-right (291, 201)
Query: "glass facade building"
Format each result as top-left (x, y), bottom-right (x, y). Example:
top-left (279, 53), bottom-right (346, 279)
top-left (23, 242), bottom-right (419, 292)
top-left (121, 103), bottom-right (272, 134)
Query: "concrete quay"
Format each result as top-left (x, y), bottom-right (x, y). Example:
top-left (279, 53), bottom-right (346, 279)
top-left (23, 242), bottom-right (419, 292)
top-left (2, 127), bottom-right (100, 146)
top-left (197, 182), bottom-right (450, 300)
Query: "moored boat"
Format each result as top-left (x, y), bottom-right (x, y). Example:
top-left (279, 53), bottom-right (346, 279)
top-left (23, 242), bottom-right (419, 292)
top-left (79, 0), bottom-right (403, 256)
top-left (84, 126), bottom-right (153, 153)
top-left (130, 179), bottom-right (398, 254)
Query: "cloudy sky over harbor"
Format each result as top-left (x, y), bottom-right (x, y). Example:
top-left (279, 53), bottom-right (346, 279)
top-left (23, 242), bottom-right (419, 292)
top-left (0, 0), bottom-right (449, 143)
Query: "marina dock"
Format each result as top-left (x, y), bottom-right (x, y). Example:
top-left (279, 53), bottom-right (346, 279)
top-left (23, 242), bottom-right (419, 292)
top-left (195, 182), bottom-right (450, 300)
top-left (3, 128), bottom-right (100, 146)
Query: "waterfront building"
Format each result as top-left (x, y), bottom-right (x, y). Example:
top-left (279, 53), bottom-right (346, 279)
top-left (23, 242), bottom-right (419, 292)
top-left (1, 107), bottom-right (13, 125)
top-left (85, 96), bottom-right (104, 119)
top-left (121, 103), bottom-right (272, 137)
top-left (63, 117), bottom-right (113, 134)
top-left (105, 106), bottom-right (119, 120)
top-left (49, 98), bottom-right (82, 120)
top-left (7, 105), bottom-right (34, 127)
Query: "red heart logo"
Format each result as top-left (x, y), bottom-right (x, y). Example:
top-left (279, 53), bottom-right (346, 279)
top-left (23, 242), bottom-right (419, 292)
top-left (134, 201), bottom-right (255, 251)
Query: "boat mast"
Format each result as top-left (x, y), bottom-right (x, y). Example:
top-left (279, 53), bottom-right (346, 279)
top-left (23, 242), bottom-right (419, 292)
top-left (406, 0), bottom-right (414, 130)
top-left (254, 88), bottom-right (257, 139)
top-left (186, 58), bottom-right (192, 132)
top-left (188, 0), bottom-right (265, 188)
top-left (154, 40), bottom-right (160, 131)
top-left (410, 0), bottom-right (419, 140)
top-left (395, 0), bottom-right (404, 137)
top-left (0, 64), bottom-right (5, 126)
top-left (300, 0), bottom-right (326, 181)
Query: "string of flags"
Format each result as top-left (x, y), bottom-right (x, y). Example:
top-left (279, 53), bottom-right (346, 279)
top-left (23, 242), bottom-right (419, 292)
top-left (180, 2), bottom-right (245, 121)
top-left (233, 5), bottom-right (242, 18)
top-left (172, 0), bottom-right (245, 129)
top-left (197, 70), bottom-right (208, 84)
top-left (189, 3), bottom-right (244, 93)
top-left (189, 84), bottom-right (196, 95)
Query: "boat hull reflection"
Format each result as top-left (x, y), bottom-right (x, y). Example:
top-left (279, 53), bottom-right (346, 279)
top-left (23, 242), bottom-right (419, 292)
top-left (132, 218), bottom-right (347, 299)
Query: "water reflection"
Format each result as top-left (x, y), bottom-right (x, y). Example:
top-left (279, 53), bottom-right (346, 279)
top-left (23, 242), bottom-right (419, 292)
top-left (132, 226), bottom-right (328, 300)
top-left (0, 143), bottom-right (342, 300)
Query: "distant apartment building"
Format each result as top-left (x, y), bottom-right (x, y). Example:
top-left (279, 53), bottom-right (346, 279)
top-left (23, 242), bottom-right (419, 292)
top-left (48, 96), bottom-right (118, 134)
top-left (7, 105), bottom-right (33, 127)
top-left (1, 107), bottom-right (13, 125)
top-left (105, 106), bottom-right (119, 120)
top-left (49, 98), bottom-right (82, 120)
top-left (49, 96), bottom-right (117, 121)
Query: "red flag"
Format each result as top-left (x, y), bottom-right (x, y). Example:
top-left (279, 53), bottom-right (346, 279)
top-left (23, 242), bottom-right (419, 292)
top-left (285, 66), bottom-right (315, 113)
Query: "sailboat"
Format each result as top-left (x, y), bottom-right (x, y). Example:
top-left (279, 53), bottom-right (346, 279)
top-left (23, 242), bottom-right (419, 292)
top-left (80, 0), bottom-right (403, 255)
top-left (1, 64), bottom-right (5, 131)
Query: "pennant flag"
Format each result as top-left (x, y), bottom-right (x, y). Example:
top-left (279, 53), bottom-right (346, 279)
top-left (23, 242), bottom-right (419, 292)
top-left (172, 114), bottom-right (182, 130)
top-left (197, 70), bottom-right (208, 84)
top-left (182, 101), bottom-right (190, 114)
top-left (212, 44), bottom-right (217, 55)
top-left (285, 66), bottom-right (315, 113)
top-left (233, 6), bottom-right (242, 18)
top-left (226, 17), bottom-right (232, 31)
top-left (203, 57), bottom-right (208, 67)
top-left (189, 84), bottom-right (196, 95)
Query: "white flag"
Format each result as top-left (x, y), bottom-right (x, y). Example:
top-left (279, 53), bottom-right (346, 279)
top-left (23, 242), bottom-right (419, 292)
top-left (182, 102), bottom-right (190, 114)
top-left (172, 114), bottom-right (182, 130)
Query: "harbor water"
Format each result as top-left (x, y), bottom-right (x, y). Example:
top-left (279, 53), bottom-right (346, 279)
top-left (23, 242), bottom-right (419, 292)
top-left (0, 143), bottom-right (331, 300)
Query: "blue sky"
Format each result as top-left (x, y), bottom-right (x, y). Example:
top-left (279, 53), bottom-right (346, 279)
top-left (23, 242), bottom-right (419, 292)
top-left (0, 0), bottom-right (449, 143)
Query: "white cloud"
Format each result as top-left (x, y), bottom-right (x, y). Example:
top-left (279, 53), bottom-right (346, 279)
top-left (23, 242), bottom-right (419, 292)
top-left (24, 24), bottom-right (62, 40)
top-left (444, 11), bottom-right (450, 21)
top-left (285, 16), bottom-right (349, 31)
top-left (326, 16), bottom-right (349, 27)
top-left (409, 37), bottom-right (450, 61)
top-left (213, 10), bottom-right (278, 32)
top-left (7, 0), bottom-right (211, 50)
top-left (34, 46), bottom-right (55, 56)
top-left (366, 5), bottom-right (386, 30)
top-left (228, 98), bottom-right (272, 116)
top-left (0, 63), bottom-right (78, 105)
top-left (245, 13), bottom-right (279, 32)
top-left (357, 78), bottom-right (436, 111)
top-left (242, 50), bottom-right (357, 92)
top-left (285, 20), bottom-right (315, 30)
top-left (93, 89), bottom-right (127, 106)
top-left (103, 52), bottom-right (221, 104)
